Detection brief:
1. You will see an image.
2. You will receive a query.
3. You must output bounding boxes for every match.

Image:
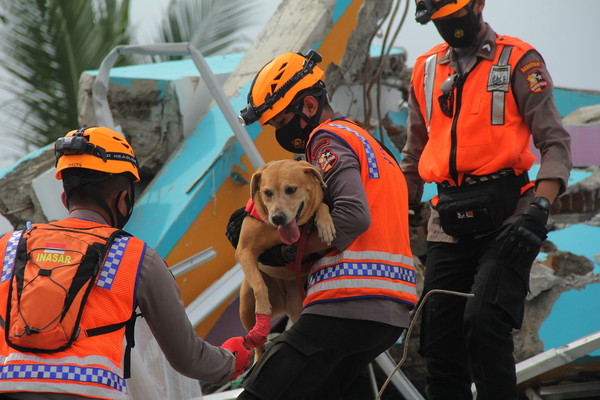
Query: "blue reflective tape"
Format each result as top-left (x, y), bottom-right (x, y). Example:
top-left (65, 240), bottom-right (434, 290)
top-left (328, 123), bottom-right (379, 178)
top-left (96, 236), bottom-right (130, 289)
top-left (0, 363), bottom-right (126, 393)
top-left (1, 230), bottom-right (23, 283)
top-left (308, 262), bottom-right (416, 287)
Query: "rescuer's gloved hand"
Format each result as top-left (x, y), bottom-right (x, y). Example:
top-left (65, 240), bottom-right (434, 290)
top-left (258, 244), bottom-right (296, 266)
top-left (497, 205), bottom-right (548, 266)
top-left (221, 336), bottom-right (253, 380)
top-left (225, 207), bottom-right (246, 249)
top-left (245, 313), bottom-right (271, 348)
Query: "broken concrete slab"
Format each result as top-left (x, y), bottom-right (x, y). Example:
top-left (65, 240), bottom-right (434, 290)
top-left (80, 73), bottom-right (184, 178)
top-left (551, 166), bottom-right (600, 222)
top-left (78, 54), bottom-right (245, 179)
top-left (0, 146), bottom-right (55, 229)
top-left (563, 104), bottom-right (600, 126)
top-left (515, 251), bottom-right (599, 362)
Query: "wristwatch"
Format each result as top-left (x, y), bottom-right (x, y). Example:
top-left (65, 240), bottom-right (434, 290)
top-left (530, 196), bottom-right (551, 214)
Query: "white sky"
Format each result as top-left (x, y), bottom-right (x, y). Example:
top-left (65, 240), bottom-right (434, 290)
top-left (391, 0), bottom-right (600, 91)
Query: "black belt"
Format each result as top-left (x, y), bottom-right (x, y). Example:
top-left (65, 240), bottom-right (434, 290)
top-left (438, 169), bottom-right (529, 191)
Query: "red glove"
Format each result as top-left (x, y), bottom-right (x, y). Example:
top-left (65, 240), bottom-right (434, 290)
top-left (245, 313), bottom-right (271, 348)
top-left (221, 336), bottom-right (252, 380)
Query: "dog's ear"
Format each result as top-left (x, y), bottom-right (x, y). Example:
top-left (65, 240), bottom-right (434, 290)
top-left (250, 162), bottom-right (271, 199)
top-left (302, 163), bottom-right (327, 190)
top-left (250, 171), bottom-right (262, 200)
top-left (250, 164), bottom-right (271, 221)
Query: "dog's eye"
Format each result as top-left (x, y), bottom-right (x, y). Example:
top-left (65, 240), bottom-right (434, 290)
top-left (264, 189), bottom-right (273, 197)
top-left (285, 187), bottom-right (297, 195)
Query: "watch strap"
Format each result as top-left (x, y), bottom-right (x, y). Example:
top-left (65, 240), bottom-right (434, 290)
top-left (530, 196), bottom-right (551, 213)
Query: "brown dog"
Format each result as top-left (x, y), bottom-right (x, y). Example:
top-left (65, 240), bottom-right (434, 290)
top-left (236, 159), bottom-right (335, 357)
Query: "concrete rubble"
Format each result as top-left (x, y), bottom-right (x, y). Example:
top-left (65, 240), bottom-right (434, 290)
top-left (78, 74), bottom-right (185, 179)
top-left (0, 147), bottom-right (54, 229)
top-left (552, 165), bottom-right (600, 223)
top-left (562, 104), bottom-right (600, 126)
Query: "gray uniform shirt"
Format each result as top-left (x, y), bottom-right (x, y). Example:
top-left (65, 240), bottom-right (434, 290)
top-left (7, 210), bottom-right (234, 400)
top-left (302, 114), bottom-right (411, 328)
top-left (400, 24), bottom-right (572, 243)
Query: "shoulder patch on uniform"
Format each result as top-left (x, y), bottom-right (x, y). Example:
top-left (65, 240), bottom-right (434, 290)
top-left (317, 147), bottom-right (338, 173)
top-left (525, 69), bottom-right (548, 93)
top-left (519, 60), bottom-right (542, 75)
top-left (310, 138), bottom-right (330, 159)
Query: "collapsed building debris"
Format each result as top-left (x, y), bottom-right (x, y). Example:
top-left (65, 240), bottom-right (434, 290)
top-left (78, 73), bottom-right (185, 179)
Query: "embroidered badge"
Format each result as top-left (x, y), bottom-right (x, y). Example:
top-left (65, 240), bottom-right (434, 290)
top-left (310, 138), bottom-right (330, 159)
top-left (526, 69), bottom-right (548, 93)
top-left (317, 148), bottom-right (338, 173)
top-left (480, 40), bottom-right (493, 55)
top-left (519, 60), bottom-right (542, 75)
top-left (488, 65), bottom-right (510, 92)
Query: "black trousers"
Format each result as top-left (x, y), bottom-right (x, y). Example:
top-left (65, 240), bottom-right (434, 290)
top-left (420, 234), bottom-right (532, 400)
top-left (237, 314), bottom-right (404, 400)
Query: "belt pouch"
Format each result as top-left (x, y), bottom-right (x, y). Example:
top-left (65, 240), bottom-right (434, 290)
top-left (435, 173), bottom-right (524, 237)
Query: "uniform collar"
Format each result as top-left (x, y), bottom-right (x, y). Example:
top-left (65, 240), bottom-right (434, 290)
top-left (318, 112), bottom-right (346, 127)
top-left (438, 23), bottom-right (498, 65)
top-left (68, 209), bottom-right (111, 226)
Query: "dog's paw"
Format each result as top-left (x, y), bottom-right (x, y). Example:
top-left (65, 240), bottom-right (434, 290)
top-left (316, 220), bottom-right (336, 246)
top-left (314, 204), bottom-right (336, 245)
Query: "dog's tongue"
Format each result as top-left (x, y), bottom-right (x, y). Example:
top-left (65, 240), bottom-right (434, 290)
top-left (278, 220), bottom-right (300, 245)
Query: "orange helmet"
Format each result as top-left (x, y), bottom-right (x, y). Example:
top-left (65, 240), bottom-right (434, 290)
top-left (239, 50), bottom-right (324, 126)
top-left (55, 126), bottom-right (140, 182)
top-left (415, 0), bottom-right (471, 24)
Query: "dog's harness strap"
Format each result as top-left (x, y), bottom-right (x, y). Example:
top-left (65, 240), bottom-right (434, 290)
top-left (245, 198), bottom-right (263, 221)
top-left (293, 224), bottom-right (312, 300)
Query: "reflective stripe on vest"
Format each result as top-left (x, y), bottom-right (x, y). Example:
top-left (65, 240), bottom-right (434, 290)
top-left (0, 231), bottom-right (22, 284)
top-left (0, 353), bottom-right (126, 399)
top-left (310, 250), bottom-right (414, 271)
top-left (490, 45), bottom-right (513, 125)
top-left (327, 123), bottom-right (380, 178)
top-left (97, 235), bottom-right (131, 289)
top-left (308, 250), bottom-right (417, 297)
top-left (424, 53), bottom-right (438, 128)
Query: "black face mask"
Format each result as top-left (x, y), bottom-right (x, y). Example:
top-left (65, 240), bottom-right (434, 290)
top-left (433, 8), bottom-right (481, 48)
top-left (114, 184), bottom-right (135, 229)
top-left (275, 113), bottom-right (313, 153)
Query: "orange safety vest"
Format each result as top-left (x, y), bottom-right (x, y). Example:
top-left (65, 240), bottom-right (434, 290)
top-left (303, 118), bottom-right (417, 308)
top-left (412, 35), bottom-right (537, 186)
top-left (0, 218), bottom-right (145, 400)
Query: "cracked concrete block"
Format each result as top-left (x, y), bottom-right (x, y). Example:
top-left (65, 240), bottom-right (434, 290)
top-left (563, 104), bottom-right (600, 126)
top-left (222, 0), bottom-right (337, 96)
top-left (78, 73), bottom-right (184, 180)
top-left (515, 250), bottom-right (597, 361)
top-left (0, 147), bottom-right (55, 229)
top-left (528, 263), bottom-right (561, 299)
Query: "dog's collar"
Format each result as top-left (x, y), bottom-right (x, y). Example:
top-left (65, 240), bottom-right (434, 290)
top-left (245, 198), bottom-right (264, 222)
